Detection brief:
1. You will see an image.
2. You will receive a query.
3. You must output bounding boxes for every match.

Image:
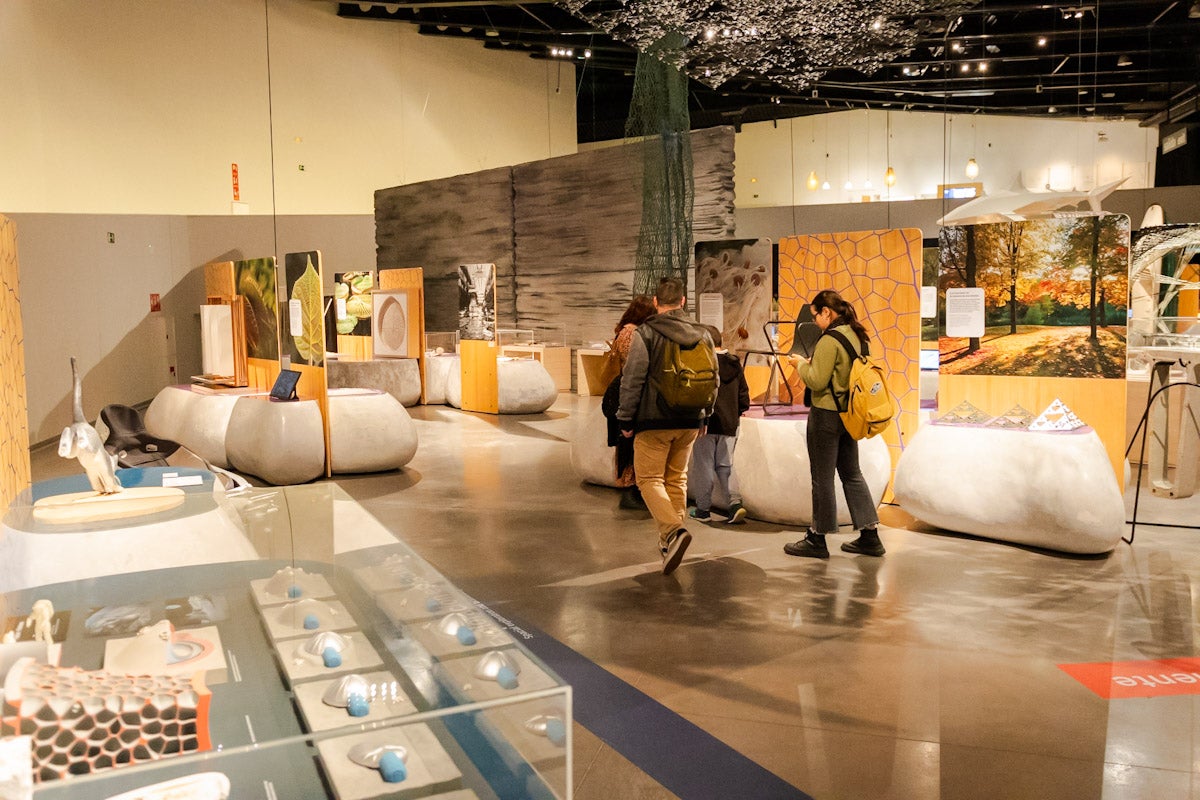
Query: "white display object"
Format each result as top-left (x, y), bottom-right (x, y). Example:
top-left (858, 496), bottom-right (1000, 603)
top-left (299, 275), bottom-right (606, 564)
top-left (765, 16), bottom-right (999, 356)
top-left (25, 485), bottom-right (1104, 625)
top-left (893, 423), bottom-right (1125, 554)
top-left (1029, 398), bottom-right (1085, 431)
top-left (373, 291), bottom-right (411, 358)
top-left (945, 287), bottom-right (985, 338)
top-left (200, 305), bottom-right (235, 377)
top-left (697, 292), bottom-right (724, 331)
top-left (920, 286), bottom-right (937, 318)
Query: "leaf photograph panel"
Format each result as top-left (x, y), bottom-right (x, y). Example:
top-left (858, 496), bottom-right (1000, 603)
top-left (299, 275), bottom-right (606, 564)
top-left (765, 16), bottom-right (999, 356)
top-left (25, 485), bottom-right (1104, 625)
top-left (333, 271), bottom-right (374, 336)
top-left (234, 257), bottom-right (279, 360)
top-left (282, 251), bottom-right (325, 367)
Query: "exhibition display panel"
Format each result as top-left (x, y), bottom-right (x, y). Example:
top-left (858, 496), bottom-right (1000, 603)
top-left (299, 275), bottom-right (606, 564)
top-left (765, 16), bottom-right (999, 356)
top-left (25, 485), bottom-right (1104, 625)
top-left (0, 477), bottom-right (572, 799)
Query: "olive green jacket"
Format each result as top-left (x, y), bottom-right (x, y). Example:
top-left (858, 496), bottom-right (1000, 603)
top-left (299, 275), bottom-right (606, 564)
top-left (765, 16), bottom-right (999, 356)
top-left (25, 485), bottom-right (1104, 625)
top-left (795, 324), bottom-right (862, 412)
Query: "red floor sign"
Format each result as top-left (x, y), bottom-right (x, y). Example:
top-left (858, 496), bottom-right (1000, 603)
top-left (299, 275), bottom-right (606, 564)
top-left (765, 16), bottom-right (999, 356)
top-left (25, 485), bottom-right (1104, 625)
top-left (1059, 657), bottom-right (1200, 698)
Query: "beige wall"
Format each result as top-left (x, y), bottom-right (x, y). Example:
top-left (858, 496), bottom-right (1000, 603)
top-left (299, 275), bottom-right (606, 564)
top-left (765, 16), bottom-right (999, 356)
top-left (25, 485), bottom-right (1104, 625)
top-left (0, 0), bottom-right (576, 215)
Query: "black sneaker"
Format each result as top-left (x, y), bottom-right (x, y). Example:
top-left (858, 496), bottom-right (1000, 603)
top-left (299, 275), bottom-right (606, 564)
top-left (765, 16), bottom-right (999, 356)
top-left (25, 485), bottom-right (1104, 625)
top-left (725, 502), bottom-right (747, 525)
top-left (841, 528), bottom-right (885, 557)
top-left (783, 530), bottom-right (829, 559)
top-left (619, 487), bottom-right (646, 510)
top-left (688, 507), bottom-right (712, 522)
top-left (661, 528), bottom-right (692, 575)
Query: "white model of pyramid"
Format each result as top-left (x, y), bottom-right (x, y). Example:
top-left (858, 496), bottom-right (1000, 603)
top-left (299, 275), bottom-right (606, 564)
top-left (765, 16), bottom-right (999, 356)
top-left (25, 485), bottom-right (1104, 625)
top-left (1029, 399), bottom-right (1085, 431)
top-left (985, 404), bottom-right (1035, 429)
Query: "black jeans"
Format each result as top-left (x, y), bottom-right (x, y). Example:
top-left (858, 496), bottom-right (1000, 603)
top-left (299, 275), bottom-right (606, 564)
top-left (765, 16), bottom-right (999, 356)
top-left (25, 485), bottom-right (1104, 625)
top-left (806, 407), bottom-right (880, 535)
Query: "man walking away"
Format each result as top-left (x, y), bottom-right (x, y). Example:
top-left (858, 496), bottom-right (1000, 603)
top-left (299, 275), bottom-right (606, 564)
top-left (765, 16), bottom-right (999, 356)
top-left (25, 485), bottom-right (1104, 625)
top-left (617, 276), bottom-right (717, 575)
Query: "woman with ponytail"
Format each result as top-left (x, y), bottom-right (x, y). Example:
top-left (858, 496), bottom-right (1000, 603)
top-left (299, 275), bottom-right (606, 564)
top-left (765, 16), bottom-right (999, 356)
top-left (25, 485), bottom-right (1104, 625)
top-left (783, 289), bottom-right (883, 558)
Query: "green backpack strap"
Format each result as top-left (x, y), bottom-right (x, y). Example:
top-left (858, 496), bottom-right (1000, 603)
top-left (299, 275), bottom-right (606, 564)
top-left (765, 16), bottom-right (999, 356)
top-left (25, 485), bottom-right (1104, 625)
top-left (823, 329), bottom-right (865, 413)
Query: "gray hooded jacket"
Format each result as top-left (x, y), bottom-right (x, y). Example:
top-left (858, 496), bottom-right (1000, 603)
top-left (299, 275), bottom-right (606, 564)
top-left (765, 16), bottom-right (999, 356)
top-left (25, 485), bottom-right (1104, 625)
top-left (616, 309), bottom-right (716, 431)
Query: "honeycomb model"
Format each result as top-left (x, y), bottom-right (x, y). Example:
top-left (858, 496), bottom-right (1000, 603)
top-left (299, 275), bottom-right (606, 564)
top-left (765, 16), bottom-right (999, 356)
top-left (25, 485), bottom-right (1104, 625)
top-left (778, 229), bottom-right (922, 471)
top-left (0, 657), bottom-right (211, 783)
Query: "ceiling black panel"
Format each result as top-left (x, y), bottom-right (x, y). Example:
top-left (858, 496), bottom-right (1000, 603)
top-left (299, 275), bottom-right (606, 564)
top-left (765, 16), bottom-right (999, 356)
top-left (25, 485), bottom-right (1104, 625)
top-left (336, 1), bottom-right (1200, 142)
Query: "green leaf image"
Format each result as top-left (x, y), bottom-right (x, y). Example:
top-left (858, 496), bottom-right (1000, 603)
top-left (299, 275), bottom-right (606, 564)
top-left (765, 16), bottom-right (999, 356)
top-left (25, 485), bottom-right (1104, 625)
top-left (236, 258), bottom-right (279, 360)
top-left (346, 294), bottom-right (372, 320)
top-left (334, 282), bottom-right (350, 300)
top-left (291, 258), bottom-right (324, 365)
top-left (336, 315), bottom-right (358, 335)
top-left (349, 272), bottom-right (374, 293)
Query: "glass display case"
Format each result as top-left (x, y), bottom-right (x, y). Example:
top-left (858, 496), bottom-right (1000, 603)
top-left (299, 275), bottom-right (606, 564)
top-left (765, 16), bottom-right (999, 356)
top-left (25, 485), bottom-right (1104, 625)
top-left (0, 475), bottom-right (571, 799)
top-left (494, 327), bottom-right (570, 393)
top-left (424, 331), bottom-right (460, 356)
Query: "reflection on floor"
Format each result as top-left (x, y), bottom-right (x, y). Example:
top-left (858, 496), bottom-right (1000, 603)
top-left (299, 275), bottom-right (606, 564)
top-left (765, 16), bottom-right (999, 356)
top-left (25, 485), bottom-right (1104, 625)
top-left (30, 395), bottom-right (1200, 799)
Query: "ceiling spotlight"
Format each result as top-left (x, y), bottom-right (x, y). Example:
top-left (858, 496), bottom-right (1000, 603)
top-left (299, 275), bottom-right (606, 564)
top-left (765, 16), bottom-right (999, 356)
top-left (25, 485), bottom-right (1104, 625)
top-left (566, 48), bottom-right (573, 56)
top-left (871, 17), bottom-right (883, 31)
top-left (1101, 91), bottom-right (1115, 99)
top-left (550, 46), bottom-right (559, 55)
top-left (1037, 36), bottom-right (1047, 46)
top-left (902, 66), bottom-right (911, 75)
top-left (961, 63), bottom-right (970, 72)
top-left (978, 62), bottom-right (988, 72)
top-left (1079, 89), bottom-right (1088, 95)
top-left (1116, 55), bottom-right (1132, 67)
top-left (704, 28), bottom-right (715, 40)
top-left (951, 42), bottom-right (963, 52)
top-left (583, 49), bottom-right (592, 58)
top-left (1048, 105), bottom-right (1057, 113)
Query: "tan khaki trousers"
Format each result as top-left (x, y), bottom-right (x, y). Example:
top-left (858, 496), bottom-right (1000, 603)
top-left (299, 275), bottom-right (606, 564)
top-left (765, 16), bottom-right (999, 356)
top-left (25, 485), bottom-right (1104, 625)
top-left (633, 428), bottom-right (699, 546)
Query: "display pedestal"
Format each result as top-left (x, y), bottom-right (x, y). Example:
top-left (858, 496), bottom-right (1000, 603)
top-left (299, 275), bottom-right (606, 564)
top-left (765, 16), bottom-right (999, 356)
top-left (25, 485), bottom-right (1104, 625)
top-left (1144, 352), bottom-right (1200, 498)
top-left (499, 344), bottom-right (570, 392)
top-left (893, 422), bottom-right (1125, 554)
top-left (569, 404), bottom-right (619, 487)
top-left (31, 486), bottom-right (185, 524)
top-left (448, 357), bottom-right (557, 415)
top-left (732, 414), bottom-right (891, 526)
top-left (226, 396), bottom-right (325, 485)
top-left (575, 348), bottom-right (610, 396)
top-left (326, 389), bottom-right (418, 473)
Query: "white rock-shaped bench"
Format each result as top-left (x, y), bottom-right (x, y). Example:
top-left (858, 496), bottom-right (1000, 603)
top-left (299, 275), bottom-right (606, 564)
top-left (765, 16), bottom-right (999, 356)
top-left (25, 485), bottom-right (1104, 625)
top-left (732, 415), bottom-right (891, 526)
top-left (327, 388), bottom-right (418, 473)
top-left (571, 404), bottom-right (621, 487)
top-left (144, 386), bottom-right (243, 468)
top-left (327, 359), bottom-right (421, 406)
top-left (446, 356), bottom-right (557, 414)
top-left (893, 422), bottom-right (1125, 554)
top-left (226, 396), bottom-right (325, 485)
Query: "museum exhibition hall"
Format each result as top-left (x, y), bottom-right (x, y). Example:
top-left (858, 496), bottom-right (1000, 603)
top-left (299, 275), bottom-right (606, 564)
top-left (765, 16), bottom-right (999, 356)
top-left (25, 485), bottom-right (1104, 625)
top-left (2, 1), bottom-right (1200, 798)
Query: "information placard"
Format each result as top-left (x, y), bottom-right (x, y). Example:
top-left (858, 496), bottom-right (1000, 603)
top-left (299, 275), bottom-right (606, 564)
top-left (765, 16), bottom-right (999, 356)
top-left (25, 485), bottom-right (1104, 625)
top-left (945, 288), bottom-right (985, 338)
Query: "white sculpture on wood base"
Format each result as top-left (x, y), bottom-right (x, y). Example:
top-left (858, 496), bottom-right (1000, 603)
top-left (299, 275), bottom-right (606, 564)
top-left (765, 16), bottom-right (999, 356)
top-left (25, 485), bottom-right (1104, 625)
top-left (32, 358), bottom-right (185, 524)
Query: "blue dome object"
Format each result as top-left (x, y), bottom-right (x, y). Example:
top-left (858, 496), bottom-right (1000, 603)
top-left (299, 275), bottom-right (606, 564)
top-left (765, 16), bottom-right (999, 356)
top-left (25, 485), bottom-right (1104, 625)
top-left (303, 613), bottom-right (320, 630)
top-left (425, 597), bottom-right (442, 612)
top-left (496, 666), bottom-right (519, 690)
top-left (379, 751), bottom-right (407, 783)
top-left (346, 695), bottom-right (369, 717)
top-left (455, 627), bottom-right (476, 646)
top-left (322, 646), bottom-right (343, 668)
top-left (545, 718), bottom-right (566, 746)
top-left (287, 585), bottom-right (303, 598)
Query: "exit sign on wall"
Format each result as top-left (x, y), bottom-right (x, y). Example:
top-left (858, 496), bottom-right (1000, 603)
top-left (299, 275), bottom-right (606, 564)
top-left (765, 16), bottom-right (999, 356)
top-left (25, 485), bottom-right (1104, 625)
top-left (1059, 657), bottom-right (1200, 699)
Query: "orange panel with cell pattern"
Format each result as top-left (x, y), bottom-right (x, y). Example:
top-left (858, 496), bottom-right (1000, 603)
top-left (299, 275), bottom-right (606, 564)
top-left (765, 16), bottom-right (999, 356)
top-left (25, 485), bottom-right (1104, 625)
top-left (778, 230), bottom-right (923, 478)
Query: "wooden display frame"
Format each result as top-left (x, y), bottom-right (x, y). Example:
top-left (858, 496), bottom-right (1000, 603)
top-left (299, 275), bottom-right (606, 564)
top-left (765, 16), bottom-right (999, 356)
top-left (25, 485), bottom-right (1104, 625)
top-left (379, 268), bottom-right (428, 403)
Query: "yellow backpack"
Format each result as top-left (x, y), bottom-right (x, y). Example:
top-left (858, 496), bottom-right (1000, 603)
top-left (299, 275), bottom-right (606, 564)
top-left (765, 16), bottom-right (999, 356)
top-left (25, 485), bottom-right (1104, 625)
top-left (825, 330), bottom-right (897, 440)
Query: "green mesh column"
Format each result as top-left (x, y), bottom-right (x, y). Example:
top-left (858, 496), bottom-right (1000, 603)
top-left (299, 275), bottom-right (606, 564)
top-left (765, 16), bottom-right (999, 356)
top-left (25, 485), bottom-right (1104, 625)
top-left (625, 38), bottom-right (693, 298)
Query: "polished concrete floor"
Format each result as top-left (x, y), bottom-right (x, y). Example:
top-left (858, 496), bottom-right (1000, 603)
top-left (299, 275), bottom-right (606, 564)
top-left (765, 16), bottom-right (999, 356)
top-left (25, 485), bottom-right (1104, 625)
top-left (31, 396), bottom-right (1200, 799)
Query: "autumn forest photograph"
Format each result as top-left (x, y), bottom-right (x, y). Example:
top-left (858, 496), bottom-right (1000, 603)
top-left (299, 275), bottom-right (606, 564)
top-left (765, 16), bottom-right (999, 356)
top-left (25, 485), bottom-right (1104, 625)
top-left (937, 215), bottom-right (1131, 378)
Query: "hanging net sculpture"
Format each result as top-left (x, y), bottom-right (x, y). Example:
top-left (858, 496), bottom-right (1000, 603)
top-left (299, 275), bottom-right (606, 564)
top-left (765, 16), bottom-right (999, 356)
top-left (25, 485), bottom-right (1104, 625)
top-left (626, 36), bottom-right (694, 298)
